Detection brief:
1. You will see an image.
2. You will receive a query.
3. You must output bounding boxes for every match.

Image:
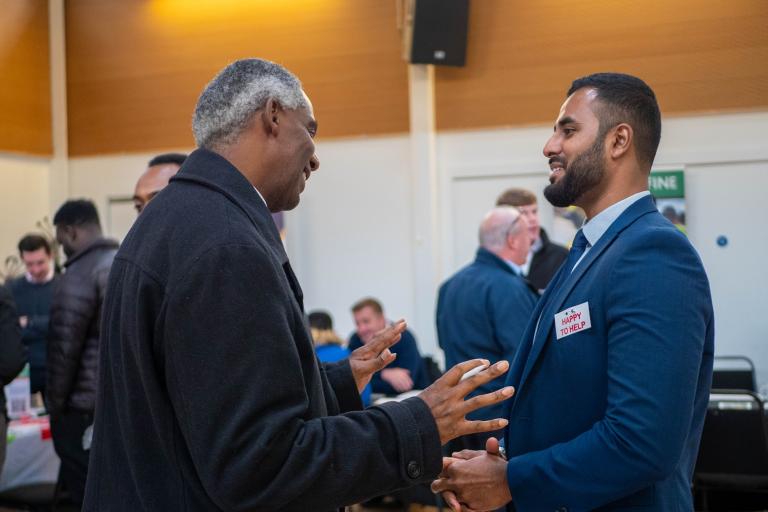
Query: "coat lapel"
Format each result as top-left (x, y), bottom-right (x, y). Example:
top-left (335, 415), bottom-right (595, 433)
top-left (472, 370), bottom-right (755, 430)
top-left (516, 195), bottom-right (658, 391)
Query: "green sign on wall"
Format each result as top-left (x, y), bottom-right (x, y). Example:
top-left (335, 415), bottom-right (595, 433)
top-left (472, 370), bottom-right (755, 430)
top-left (649, 170), bottom-right (684, 198)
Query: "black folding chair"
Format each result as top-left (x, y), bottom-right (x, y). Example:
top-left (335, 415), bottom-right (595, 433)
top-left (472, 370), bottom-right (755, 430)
top-left (694, 390), bottom-right (768, 511)
top-left (711, 355), bottom-right (757, 392)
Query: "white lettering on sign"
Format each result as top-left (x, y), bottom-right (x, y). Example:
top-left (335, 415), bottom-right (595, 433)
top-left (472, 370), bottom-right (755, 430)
top-left (554, 302), bottom-right (592, 340)
top-left (649, 175), bottom-right (677, 190)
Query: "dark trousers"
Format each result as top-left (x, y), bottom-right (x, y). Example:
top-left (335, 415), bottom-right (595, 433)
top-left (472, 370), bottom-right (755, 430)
top-left (50, 409), bottom-right (93, 506)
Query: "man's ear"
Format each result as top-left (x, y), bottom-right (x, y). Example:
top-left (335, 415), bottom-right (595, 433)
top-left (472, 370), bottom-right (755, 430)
top-left (260, 98), bottom-right (282, 136)
top-left (608, 123), bottom-right (632, 160)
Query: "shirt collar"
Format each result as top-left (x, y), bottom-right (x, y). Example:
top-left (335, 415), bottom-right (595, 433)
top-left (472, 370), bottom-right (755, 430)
top-left (530, 236), bottom-right (543, 254)
top-left (581, 191), bottom-right (651, 247)
top-left (504, 259), bottom-right (524, 276)
top-left (252, 186), bottom-right (267, 208)
top-left (25, 266), bottom-right (55, 284)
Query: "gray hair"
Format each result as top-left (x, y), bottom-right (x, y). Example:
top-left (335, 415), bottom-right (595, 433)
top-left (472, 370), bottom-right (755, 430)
top-left (192, 58), bottom-right (308, 149)
top-left (479, 207), bottom-right (522, 251)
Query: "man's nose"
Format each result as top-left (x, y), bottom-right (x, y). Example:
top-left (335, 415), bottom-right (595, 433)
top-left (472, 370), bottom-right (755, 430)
top-left (309, 154), bottom-right (319, 171)
top-left (543, 134), bottom-right (560, 158)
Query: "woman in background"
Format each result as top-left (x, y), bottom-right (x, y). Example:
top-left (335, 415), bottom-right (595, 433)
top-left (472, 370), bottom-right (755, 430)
top-left (308, 310), bottom-right (371, 406)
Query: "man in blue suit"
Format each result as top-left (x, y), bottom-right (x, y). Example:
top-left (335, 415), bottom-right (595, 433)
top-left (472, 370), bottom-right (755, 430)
top-left (432, 73), bottom-right (714, 511)
top-left (437, 207), bottom-right (538, 449)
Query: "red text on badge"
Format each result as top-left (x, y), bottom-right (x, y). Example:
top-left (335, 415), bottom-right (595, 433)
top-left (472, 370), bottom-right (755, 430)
top-left (554, 301), bottom-right (592, 340)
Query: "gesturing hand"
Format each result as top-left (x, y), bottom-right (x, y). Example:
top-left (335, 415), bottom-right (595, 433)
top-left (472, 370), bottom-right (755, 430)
top-left (418, 359), bottom-right (514, 445)
top-left (348, 320), bottom-right (405, 393)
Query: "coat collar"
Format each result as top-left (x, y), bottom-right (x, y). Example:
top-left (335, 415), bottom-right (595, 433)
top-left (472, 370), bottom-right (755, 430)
top-left (170, 148), bottom-right (288, 262)
top-left (516, 194), bottom-right (659, 390)
top-left (474, 247), bottom-right (520, 276)
top-left (64, 237), bottom-right (119, 268)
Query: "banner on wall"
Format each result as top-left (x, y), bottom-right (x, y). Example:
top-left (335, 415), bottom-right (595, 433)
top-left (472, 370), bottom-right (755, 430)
top-left (649, 169), bottom-right (686, 235)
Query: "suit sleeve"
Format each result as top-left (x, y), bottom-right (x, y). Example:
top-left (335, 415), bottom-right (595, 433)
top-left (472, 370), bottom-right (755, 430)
top-left (0, 286), bottom-right (26, 385)
top-left (506, 229), bottom-right (712, 510)
top-left (46, 272), bottom-right (97, 414)
top-left (164, 244), bottom-right (441, 511)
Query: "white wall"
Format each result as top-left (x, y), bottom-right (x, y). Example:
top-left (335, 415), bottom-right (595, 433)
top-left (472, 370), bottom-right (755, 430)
top-left (286, 136), bottom-right (417, 343)
top-left (68, 150), bottom-right (192, 242)
top-left (0, 154), bottom-right (51, 276)
top-left (59, 112), bottom-right (768, 387)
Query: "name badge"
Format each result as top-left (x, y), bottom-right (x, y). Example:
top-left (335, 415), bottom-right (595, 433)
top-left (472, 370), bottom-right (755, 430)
top-left (554, 301), bottom-right (592, 340)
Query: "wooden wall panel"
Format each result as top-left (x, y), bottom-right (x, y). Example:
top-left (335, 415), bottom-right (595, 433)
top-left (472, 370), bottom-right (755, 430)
top-left (0, 0), bottom-right (51, 155)
top-left (66, 0), bottom-right (409, 156)
top-left (435, 0), bottom-right (768, 130)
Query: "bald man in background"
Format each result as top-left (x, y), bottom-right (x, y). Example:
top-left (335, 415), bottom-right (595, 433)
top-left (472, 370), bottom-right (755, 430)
top-left (437, 207), bottom-right (538, 450)
top-left (132, 153), bottom-right (187, 214)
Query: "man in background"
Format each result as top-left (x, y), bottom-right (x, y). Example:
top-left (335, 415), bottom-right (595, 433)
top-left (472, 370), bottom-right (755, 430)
top-left (496, 187), bottom-right (568, 291)
top-left (350, 297), bottom-right (431, 394)
top-left (48, 199), bottom-right (118, 506)
top-left (0, 284), bottom-right (26, 475)
top-left (7, 234), bottom-right (58, 397)
top-left (437, 207), bottom-right (538, 449)
top-left (132, 153), bottom-right (187, 214)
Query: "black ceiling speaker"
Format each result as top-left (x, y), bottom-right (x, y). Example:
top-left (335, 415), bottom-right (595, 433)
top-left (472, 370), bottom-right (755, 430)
top-left (404, 0), bottom-right (469, 67)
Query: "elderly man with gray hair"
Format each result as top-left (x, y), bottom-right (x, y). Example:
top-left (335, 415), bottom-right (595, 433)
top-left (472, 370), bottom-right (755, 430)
top-left (84, 59), bottom-right (515, 511)
top-left (436, 207), bottom-right (539, 451)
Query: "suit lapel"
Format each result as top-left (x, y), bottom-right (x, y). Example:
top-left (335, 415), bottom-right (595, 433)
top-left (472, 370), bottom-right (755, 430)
top-left (516, 195), bottom-right (658, 390)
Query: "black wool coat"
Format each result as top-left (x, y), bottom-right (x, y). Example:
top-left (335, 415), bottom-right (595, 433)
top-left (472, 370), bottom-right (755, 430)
top-left (84, 149), bottom-right (441, 512)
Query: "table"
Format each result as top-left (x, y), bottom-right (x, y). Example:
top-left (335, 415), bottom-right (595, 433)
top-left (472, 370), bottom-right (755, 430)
top-left (0, 416), bottom-right (59, 502)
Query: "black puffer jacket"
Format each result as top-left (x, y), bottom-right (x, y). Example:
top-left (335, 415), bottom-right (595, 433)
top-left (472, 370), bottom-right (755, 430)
top-left (0, 284), bottom-right (26, 413)
top-left (47, 238), bottom-right (118, 415)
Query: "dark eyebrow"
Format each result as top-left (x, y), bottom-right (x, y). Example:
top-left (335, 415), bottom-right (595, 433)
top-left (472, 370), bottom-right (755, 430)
top-left (554, 116), bottom-right (580, 132)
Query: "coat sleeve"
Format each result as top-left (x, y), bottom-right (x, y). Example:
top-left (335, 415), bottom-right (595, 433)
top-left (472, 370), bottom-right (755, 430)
top-left (321, 359), bottom-right (364, 413)
top-left (46, 271), bottom-right (97, 414)
top-left (0, 285), bottom-right (26, 385)
top-left (506, 229), bottom-right (713, 510)
top-left (164, 244), bottom-right (442, 511)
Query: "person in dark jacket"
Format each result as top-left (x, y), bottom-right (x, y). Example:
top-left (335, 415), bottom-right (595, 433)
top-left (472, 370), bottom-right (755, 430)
top-left (349, 298), bottom-right (431, 395)
top-left (496, 187), bottom-right (569, 292)
top-left (0, 284), bottom-right (26, 474)
top-left (7, 234), bottom-right (58, 396)
top-left (48, 199), bottom-right (118, 506)
top-left (83, 58), bottom-right (513, 512)
top-left (437, 207), bottom-right (538, 450)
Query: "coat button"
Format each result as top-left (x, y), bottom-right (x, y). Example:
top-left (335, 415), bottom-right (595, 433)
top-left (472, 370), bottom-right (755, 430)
top-left (406, 461), bottom-right (422, 479)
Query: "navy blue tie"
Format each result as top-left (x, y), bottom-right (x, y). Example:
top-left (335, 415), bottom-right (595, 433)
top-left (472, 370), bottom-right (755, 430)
top-left (563, 229), bottom-right (589, 275)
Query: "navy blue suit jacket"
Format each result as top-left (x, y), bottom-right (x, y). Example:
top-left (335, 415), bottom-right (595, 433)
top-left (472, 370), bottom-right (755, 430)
top-left (437, 247), bottom-right (537, 421)
top-left (503, 195), bottom-right (714, 511)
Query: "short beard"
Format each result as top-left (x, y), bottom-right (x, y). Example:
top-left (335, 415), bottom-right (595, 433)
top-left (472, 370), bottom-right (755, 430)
top-left (544, 135), bottom-right (606, 208)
